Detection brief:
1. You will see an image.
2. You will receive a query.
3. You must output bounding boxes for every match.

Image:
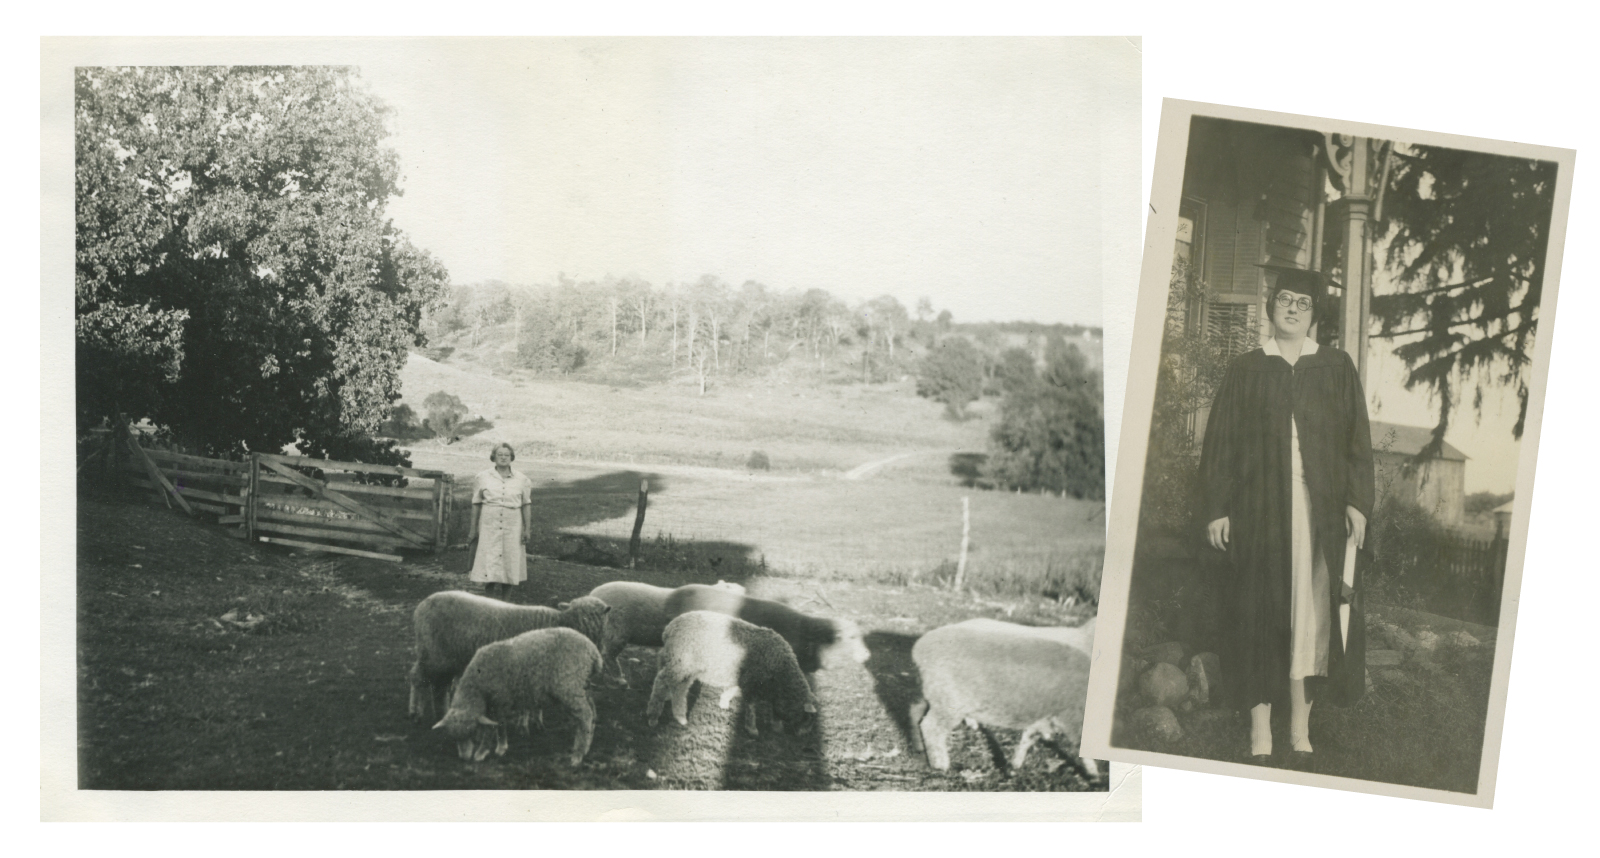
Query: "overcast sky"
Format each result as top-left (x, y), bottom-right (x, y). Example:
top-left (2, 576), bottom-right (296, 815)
top-left (352, 38), bottom-right (1139, 327)
top-left (1365, 283), bottom-right (1524, 496)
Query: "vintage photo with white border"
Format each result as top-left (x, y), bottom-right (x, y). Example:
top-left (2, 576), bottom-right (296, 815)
top-left (1083, 99), bottom-right (1574, 807)
top-left (44, 36), bottom-right (1141, 821)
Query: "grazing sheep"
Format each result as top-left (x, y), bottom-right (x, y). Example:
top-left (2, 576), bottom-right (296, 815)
top-left (586, 579), bottom-right (745, 677)
top-left (647, 610), bottom-right (819, 736)
top-left (909, 618), bottom-right (1099, 780)
top-left (661, 584), bottom-right (870, 674)
top-left (408, 591), bottom-right (613, 722)
top-left (433, 627), bottom-right (602, 766)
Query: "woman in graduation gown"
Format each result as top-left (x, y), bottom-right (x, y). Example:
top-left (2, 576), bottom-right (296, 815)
top-left (1198, 267), bottom-right (1374, 766)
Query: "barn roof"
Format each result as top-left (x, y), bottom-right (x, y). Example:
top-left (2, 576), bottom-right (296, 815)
top-left (1370, 421), bottom-right (1468, 462)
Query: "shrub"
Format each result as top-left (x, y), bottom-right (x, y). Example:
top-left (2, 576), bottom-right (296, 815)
top-left (747, 450), bottom-right (771, 470)
top-left (1137, 262), bottom-right (1245, 537)
top-left (378, 403), bottom-right (431, 441)
top-left (1366, 496), bottom-right (1452, 606)
top-left (422, 391), bottom-right (468, 441)
top-left (916, 337), bottom-right (985, 419)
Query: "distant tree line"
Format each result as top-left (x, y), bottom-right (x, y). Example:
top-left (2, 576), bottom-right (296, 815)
top-left (428, 277), bottom-right (1100, 390)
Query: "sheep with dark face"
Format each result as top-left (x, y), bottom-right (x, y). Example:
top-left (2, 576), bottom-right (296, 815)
top-left (660, 584), bottom-right (869, 675)
top-left (408, 591), bottom-right (613, 722)
top-left (909, 617), bottom-right (1099, 780)
top-left (587, 579), bottom-right (746, 678)
top-left (647, 610), bottom-right (819, 736)
top-left (433, 627), bottom-right (602, 766)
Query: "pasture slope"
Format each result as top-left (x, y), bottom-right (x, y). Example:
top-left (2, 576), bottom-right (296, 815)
top-left (77, 494), bottom-right (1102, 791)
top-left (399, 352), bottom-right (1106, 599)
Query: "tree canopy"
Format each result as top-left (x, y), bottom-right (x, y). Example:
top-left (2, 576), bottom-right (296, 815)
top-left (986, 337), bottom-right (1104, 499)
top-left (915, 337), bottom-right (985, 419)
top-left (75, 66), bottom-right (447, 459)
top-left (1374, 144), bottom-right (1558, 453)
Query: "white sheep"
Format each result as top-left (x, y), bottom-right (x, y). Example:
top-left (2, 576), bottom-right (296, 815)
top-left (660, 584), bottom-right (870, 675)
top-left (408, 591), bottom-right (613, 722)
top-left (646, 610), bottom-right (819, 736)
top-left (433, 627), bottom-right (602, 766)
top-left (959, 616), bottom-right (1098, 655)
top-left (909, 617), bottom-right (1100, 781)
top-left (586, 579), bottom-right (746, 678)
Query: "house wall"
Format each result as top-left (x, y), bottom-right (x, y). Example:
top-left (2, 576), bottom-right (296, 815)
top-left (1181, 118), bottom-right (1322, 354)
top-left (1375, 451), bottom-right (1465, 524)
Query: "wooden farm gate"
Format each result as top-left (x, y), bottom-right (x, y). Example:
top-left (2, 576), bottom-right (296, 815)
top-left (117, 438), bottom-right (454, 562)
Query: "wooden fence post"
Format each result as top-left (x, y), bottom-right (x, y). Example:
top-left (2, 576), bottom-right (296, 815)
top-left (247, 453), bottom-right (259, 544)
top-left (628, 479), bottom-right (650, 569)
top-left (431, 476), bottom-right (446, 554)
top-left (953, 495), bottom-right (970, 592)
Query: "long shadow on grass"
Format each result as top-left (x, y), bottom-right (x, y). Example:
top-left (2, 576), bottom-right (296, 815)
top-left (638, 675), bottom-right (831, 791)
top-left (948, 453), bottom-right (989, 488)
top-left (861, 630), bottom-right (924, 750)
top-left (719, 700), bottom-right (831, 791)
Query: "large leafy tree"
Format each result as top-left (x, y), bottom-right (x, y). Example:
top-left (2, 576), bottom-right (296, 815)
top-left (986, 337), bottom-right (1104, 500)
top-left (75, 66), bottom-right (447, 458)
top-left (1373, 144), bottom-right (1558, 453)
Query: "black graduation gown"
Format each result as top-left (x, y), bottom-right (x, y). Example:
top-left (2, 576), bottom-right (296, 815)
top-left (1198, 344), bottom-right (1375, 709)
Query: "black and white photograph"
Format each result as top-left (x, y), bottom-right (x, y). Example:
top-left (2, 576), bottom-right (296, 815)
top-left (1083, 100), bottom-right (1574, 806)
top-left (45, 37), bottom-right (1140, 820)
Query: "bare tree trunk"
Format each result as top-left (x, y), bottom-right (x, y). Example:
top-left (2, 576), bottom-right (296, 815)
top-left (687, 307), bottom-right (698, 367)
top-left (610, 296), bottom-right (618, 356)
top-left (638, 295), bottom-right (648, 346)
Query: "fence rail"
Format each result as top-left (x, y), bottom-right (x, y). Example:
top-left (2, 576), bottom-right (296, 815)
top-left (109, 436), bottom-right (453, 562)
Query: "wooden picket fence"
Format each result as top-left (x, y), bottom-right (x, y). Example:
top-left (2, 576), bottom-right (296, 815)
top-left (114, 435), bottom-right (453, 563)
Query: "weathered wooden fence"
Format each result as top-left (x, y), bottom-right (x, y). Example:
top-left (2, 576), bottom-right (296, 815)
top-left (117, 437), bottom-right (453, 562)
top-left (1437, 534), bottom-right (1509, 620)
top-left (1376, 530), bottom-right (1508, 624)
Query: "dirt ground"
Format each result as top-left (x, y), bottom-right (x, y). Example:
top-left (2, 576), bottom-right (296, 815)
top-left (76, 493), bottom-right (1104, 792)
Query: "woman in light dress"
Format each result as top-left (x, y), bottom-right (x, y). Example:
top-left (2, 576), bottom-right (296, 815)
top-left (468, 442), bottom-right (533, 599)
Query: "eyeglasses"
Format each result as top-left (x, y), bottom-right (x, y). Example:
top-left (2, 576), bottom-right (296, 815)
top-left (1273, 293), bottom-right (1315, 312)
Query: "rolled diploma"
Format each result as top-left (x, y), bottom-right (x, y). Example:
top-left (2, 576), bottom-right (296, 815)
top-left (1340, 533), bottom-right (1358, 648)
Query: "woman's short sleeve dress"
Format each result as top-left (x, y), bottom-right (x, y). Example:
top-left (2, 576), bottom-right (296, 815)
top-left (469, 467), bottom-right (533, 585)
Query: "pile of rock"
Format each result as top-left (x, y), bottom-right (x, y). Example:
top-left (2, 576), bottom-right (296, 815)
top-left (1122, 618), bottom-right (1488, 743)
top-left (1367, 619), bottom-right (1482, 683)
top-left (1122, 641), bottom-right (1222, 744)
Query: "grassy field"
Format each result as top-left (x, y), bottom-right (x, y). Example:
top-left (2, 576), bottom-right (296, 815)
top-left (399, 352), bottom-right (1104, 603)
top-left (400, 351), bottom-right (992, 474)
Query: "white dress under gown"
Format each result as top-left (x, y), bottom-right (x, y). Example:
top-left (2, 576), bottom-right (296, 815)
top-left (469, 466), bottom-right (532, 586)
top-left (1267, 337), bottom-right (1332, 681)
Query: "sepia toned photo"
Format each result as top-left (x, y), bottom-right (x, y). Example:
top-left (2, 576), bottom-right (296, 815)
top-left (1082, 100), bottom-right (1572, 806)
top-left (45, 37), bottom-right (1140, 820)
